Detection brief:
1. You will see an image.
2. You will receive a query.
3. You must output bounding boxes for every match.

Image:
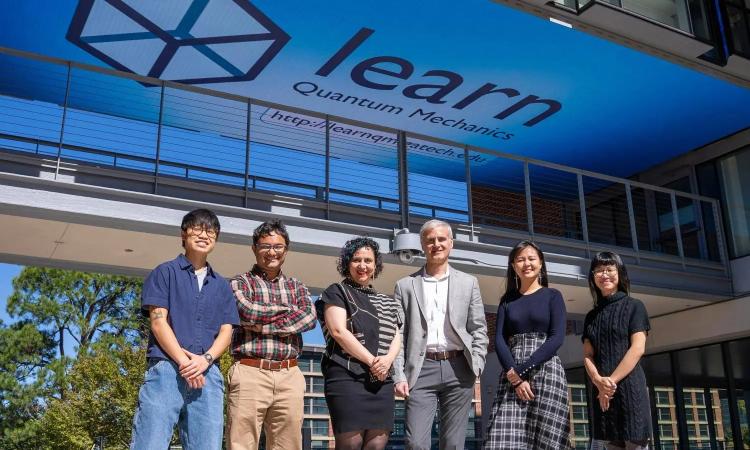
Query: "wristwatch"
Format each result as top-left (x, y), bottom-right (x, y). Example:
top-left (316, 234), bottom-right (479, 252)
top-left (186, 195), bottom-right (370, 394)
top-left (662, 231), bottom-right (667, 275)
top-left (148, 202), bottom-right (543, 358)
top-left (203, 353), bottom-right (214, 364)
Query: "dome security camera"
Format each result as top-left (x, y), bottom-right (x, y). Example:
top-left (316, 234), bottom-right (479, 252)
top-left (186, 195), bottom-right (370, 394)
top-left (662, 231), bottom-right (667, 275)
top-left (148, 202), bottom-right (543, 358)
top-left (391, 228), bottom-right (422, 264)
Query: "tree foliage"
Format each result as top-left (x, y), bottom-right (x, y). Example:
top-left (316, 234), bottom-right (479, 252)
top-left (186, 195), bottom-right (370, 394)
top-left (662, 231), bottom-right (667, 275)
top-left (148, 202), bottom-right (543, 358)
top-left (39, 339), bottom-right (146, 450)
top-left (7, 267), bottom-right (143, 357)
top-left (0, 267), bottom-right (144, 448)
top-left (0, 320), bottom-right (54, 449)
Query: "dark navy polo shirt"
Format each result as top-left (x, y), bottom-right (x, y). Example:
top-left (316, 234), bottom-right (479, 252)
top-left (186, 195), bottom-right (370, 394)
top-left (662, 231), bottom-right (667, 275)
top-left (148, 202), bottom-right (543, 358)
top-left (142, 254), bottom-right (240, 360)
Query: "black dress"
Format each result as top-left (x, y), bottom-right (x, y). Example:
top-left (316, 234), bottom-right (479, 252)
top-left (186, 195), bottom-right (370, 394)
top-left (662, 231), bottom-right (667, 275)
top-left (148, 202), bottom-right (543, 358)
top-left (317, 280), bottom-right (403, 433)
top-left (583, 291), bottom-right (652, 442)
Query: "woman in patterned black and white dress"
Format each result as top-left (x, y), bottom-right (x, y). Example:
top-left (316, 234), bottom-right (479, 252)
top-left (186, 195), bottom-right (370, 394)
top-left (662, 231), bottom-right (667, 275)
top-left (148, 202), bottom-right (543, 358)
top-left (316, 236), bottom-right (403, 450)
top-left (484, 240), bottom-right (571, 449)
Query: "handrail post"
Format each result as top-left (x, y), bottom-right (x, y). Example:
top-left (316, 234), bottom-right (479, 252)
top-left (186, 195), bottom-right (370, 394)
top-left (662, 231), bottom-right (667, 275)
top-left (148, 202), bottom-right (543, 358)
top-left (625, 183), bottom-right (641, 264)
top-left (153, 82), bottom-right (165, 195)
top-left (325, 115), bottom-right (331, 220)
top-left (244, 101), bottom-right (251, 208)
top-left (524, 161), bottom-right (534, 239)
top-left (671, 192), bottom-right (686, 268)
top-left (54, 62), bottom-right (72, 180)
top-left (577, 173), bottom-right (591, 258)
top-left (398, 131), bottom-right (409, 230)
top-left (463, 145), bottom-right (475, 241)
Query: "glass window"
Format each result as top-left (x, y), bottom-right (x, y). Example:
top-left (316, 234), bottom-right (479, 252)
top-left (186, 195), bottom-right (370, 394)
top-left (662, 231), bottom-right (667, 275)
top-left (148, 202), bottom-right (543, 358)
top-left (311, 397), bottom-right (328, 415)
top-left (299, 358), bottom-right (312, 372)
top-left (678, 344), bottom-right (731, 450)
top-left (642, 353), bottom-right (680, 448)
top-left (656, 390), bottom-right (672, 406)
top-left (307, 376), bottom-right (325, 393)
top-left (304, 419), bottom-right (329, 436)
top-left (707, 145), bottom-right (750, 258)
top-left (572, 405), bottom-right (587, 420)
top-left (728, 339), bottom-right (750, 449)
top-left (659, 407), bottom-right (673, 421)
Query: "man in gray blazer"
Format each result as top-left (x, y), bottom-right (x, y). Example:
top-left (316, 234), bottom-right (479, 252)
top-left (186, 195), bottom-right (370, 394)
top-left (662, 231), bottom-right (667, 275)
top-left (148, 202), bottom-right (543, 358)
top-left (393, 219), bottom-right (488, 450)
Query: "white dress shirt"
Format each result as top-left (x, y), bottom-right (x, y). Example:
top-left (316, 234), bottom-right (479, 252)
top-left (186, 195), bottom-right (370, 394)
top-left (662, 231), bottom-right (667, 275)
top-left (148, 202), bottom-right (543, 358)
top-left (422, 267), bottom-right (464, 352)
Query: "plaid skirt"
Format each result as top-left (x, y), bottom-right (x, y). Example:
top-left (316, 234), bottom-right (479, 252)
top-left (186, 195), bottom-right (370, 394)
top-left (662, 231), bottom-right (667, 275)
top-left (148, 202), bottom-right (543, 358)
top-left (484, 332), bottom-right (571, 449)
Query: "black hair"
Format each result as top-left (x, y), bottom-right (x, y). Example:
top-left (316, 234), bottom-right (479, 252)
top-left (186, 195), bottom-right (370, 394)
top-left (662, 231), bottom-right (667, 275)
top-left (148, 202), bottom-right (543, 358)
top-left (502, 240), bottom-right (549, 301)
top-left (588, 251), bottom-right (630, 306)
top-left (252, 219), bottom-right (290, 247)
top-left (337, 236), bottom-right (384, 279)
top-left (181, 209), bottom-right (220, 247)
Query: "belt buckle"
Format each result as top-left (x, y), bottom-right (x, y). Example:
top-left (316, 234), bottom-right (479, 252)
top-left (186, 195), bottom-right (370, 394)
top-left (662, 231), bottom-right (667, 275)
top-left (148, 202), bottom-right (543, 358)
top-left (261, 359), bottom-right (272, 370)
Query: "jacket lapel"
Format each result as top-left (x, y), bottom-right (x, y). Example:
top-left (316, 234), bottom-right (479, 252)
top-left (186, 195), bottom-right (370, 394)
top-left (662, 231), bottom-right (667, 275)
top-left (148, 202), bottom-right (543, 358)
top-left (446, 265), bottom-right (456, 328)
top-left (412, 269), bottom-right (428, 322)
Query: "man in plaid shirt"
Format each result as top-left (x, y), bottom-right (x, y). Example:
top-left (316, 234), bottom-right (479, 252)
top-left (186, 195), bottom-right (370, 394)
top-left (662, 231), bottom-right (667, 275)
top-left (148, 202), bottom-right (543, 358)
top-left (226, 219), bottom-right (317, 450)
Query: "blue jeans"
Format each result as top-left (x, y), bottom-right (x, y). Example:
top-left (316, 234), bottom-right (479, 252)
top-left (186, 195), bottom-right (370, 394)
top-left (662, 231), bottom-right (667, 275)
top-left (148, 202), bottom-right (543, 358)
top-left (130, 359), bottom-right (224, 450)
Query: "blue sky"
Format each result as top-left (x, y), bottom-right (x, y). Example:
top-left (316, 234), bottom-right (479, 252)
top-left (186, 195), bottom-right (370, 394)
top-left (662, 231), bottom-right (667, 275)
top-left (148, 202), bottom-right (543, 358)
top-left (0, 263), bottom-right (325, 346)
top-left (0, 263), bottom-right (22, 325)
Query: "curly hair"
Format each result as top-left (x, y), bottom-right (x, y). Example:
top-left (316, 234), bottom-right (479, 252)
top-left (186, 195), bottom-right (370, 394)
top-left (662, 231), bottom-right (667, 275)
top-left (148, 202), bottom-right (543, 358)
top-left (337, 236), bottom-right (384, 279)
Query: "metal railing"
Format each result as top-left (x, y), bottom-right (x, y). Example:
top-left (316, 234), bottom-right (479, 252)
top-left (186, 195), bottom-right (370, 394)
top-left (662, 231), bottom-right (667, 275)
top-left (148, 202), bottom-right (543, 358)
top-left (0, 46), bottom-right (728, 273)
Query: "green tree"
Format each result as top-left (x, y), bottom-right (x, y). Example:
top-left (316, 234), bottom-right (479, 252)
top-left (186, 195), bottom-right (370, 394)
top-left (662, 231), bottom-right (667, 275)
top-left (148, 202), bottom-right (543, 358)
top-left (39, 339), bottom-right (146, 450)
top-left (1, 267), bottom-right (143, 447)
top-left (0, 320), bottom-right (56, 449)
top-left (7, 267), bottom-right (143, 359)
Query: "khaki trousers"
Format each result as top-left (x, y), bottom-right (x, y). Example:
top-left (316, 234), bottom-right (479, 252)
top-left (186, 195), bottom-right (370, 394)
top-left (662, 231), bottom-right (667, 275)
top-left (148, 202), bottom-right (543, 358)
top-left (225, 361), bottom-right (306, 450)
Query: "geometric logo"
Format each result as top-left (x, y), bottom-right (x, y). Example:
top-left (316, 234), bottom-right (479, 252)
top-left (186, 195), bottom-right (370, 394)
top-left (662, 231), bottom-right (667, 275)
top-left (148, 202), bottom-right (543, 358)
top-left (67, 0), bottom-right (290, 85)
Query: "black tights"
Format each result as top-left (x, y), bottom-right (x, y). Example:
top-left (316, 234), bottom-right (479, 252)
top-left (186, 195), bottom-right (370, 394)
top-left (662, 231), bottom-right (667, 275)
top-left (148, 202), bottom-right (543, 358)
top-left (334, 429), bottom-right (389, 450)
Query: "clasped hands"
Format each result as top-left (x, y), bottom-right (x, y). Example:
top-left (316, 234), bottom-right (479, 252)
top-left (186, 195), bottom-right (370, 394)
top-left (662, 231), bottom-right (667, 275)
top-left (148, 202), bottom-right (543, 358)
top-left (369, 354), bottom-right (394, 382)
top-left (178, 348), bottom-right (210, 389)
top-left (594, 376), bottom-right (617, 411)
top-left (506, 368), bottom-right (535, 402)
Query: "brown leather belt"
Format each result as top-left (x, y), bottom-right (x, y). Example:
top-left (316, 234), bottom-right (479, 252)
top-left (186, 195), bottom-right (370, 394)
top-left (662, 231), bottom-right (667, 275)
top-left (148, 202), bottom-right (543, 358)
top-left (236, 357), bottom-right (298, 370)
top-left (426, 350), bottom-right (463, 361)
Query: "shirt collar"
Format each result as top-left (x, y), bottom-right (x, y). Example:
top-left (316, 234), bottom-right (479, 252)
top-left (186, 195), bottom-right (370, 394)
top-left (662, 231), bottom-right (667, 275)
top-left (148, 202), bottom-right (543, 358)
top-left (177, 254), bottom-right (216, 278)
top-left (423, 266), bottom-right (450, 282)
top-left (251, 264), bottom-right (285, 282)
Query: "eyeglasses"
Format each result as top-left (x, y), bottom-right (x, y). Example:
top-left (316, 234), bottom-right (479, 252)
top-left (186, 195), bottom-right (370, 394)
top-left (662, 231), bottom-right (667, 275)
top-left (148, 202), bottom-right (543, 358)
top-left (593, 267), bottom-right (617, 277)
top-left (256, 244), bottom-right (287, 253)
top-left (187, 226), bottom-right (217, 239)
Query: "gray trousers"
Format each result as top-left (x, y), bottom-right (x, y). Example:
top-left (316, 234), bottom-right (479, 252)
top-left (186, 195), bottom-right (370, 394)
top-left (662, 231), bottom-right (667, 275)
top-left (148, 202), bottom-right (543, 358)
top-left (405, 357), bottom-right (475, 450)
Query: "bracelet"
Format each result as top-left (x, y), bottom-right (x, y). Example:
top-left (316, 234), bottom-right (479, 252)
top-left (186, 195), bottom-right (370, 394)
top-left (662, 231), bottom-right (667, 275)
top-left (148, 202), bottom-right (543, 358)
top-left (512, 380), bottom-right (522, 388)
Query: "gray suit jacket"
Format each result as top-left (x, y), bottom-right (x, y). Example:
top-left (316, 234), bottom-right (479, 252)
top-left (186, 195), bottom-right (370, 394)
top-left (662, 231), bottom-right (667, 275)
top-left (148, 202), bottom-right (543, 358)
top-left (392, 265), bottom-right (488, 388)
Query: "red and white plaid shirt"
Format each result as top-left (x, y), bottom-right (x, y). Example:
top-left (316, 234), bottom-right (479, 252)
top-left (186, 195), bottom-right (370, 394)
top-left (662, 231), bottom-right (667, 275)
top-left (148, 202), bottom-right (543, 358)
top-left (230, 265), bottom-right (316, 361)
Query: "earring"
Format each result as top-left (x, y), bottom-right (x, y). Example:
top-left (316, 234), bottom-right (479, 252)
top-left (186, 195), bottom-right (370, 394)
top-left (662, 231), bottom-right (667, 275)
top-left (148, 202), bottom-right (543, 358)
top-left (515, 275), bottom-right (519, 290)
top-left (538, 273), bottom-right (542, 285)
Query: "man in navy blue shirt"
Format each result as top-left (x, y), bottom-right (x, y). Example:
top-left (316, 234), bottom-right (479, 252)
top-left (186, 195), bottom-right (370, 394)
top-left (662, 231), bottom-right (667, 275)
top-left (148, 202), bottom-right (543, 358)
top-left (130, 208), bottom-right (240, 450)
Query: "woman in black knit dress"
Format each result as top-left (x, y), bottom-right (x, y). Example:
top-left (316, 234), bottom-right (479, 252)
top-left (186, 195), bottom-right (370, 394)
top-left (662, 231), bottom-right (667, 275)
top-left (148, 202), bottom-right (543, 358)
top-left (582, 251), bottom-right (652, 450)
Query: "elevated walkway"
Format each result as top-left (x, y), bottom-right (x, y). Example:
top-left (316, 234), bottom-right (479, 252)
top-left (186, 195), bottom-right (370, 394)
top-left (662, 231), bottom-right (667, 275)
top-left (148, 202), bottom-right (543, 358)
top-left (0, 47), bottom-right (734, 320)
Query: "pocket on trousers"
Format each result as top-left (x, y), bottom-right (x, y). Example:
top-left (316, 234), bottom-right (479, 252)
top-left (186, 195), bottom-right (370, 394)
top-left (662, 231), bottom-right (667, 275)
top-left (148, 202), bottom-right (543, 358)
top-left (227, 362), bottom-right (241, 390)
top-left (144, 359), bottom-right (166, 382)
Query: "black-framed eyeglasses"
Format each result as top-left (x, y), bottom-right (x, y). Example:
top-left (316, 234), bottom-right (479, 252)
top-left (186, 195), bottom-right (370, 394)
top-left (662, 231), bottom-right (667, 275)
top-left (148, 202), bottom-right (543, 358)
top-left (593, 267), bottom-right (617, 277)
top-left (256, 244), bottom-right (287, 253)
top-left (187, 226), bottom-right (217, 239)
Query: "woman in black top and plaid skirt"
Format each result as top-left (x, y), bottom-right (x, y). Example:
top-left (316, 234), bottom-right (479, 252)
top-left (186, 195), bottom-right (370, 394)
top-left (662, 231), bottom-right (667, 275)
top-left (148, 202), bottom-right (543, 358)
top-left (583, 252), bottom-right (651, 450)
top-left (316, 236), bottom-right (403, 450)
top-left (484, 240), bottom-right (570, 449)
